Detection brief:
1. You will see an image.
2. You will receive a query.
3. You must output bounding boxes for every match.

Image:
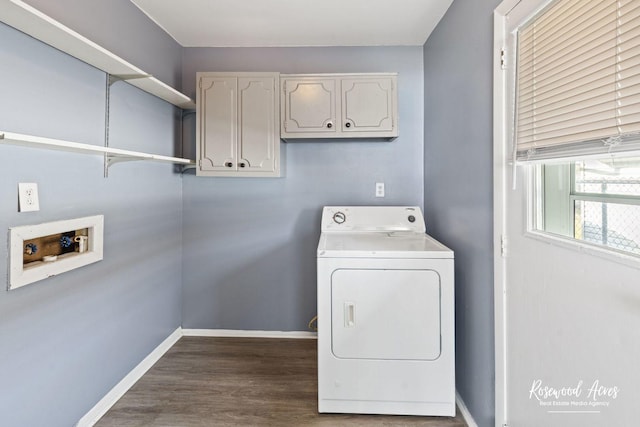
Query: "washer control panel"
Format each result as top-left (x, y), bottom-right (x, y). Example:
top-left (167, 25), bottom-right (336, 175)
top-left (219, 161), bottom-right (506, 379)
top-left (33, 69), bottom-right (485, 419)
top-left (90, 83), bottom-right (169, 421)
top-left (321, 206), bottom-right (426, 233)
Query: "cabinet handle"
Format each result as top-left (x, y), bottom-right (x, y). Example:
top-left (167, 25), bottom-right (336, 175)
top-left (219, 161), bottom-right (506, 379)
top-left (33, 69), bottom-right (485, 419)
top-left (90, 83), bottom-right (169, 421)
top-left (239, 162), bottom-right (246, 168)
top-left (225, 162), bottom-right (233, 168)
top-left (327, 122), bottom-right (333, 129)
top-left (345, 122), bottom-right (351, 128)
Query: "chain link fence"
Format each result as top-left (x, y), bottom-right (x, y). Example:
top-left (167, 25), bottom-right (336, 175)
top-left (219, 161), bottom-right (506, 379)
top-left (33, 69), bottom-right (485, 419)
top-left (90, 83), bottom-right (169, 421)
top-left (573, 159), bottom-right (640, 254)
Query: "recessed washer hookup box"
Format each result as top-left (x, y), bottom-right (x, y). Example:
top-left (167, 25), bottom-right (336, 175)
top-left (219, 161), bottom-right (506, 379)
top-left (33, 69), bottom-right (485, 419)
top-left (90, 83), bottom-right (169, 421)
top-left (8, 215), bottom-right (104, 290)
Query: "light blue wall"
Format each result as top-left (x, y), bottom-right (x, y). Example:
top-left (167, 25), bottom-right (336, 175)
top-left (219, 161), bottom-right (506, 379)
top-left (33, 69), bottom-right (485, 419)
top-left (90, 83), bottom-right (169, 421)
top-left (0, 17), bottom-right (183, 427)
top-left (180, 47), bottom-right (424, 329)
top-left (24, 0), bottom-right (183, 88)
top-left (0, 1), bottom-right (499, 424)
top-left (423, 1), bottom-right (500, 426)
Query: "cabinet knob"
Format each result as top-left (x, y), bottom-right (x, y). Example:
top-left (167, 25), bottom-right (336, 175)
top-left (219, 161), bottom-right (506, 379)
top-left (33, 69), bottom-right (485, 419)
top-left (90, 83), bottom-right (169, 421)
top-left (345, 122), bottom-right (351, 128)
top-left (239, 162), bottom-right (246, 168)
top-left (327, 122), bottom-right (333, 129)
top-left (225, 162), bottom-right (233, 168)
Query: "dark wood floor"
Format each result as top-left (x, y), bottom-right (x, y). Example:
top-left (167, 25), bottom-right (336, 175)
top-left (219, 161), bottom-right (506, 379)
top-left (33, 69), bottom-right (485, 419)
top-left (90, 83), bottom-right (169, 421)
top-left (96, 337), bottom-right (467, 426)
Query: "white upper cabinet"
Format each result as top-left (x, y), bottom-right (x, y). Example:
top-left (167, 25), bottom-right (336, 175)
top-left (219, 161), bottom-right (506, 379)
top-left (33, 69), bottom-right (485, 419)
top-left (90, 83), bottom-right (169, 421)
top-left (341, 77), bottom-right (395, 134)
top-left (281, 73), bottom-right (398, 140)
top-left (196, 73), bottom-right (280, 177)
top-left (282, 77), bottom-right (337, 135)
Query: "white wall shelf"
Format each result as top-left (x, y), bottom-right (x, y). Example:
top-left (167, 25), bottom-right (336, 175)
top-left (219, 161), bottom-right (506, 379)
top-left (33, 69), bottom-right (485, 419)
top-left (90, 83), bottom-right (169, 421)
top-left (0, 0), bottom-right (195, 109)
top-left (0, 131), bottom-right (195, 168)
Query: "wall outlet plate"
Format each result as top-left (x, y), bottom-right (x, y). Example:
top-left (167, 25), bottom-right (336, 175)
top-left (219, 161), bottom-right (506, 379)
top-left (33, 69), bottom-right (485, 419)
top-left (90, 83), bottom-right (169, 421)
top-left (18, 182), bottom-right (40, 212)
top-left (375, 182), bottom-right (385, 198)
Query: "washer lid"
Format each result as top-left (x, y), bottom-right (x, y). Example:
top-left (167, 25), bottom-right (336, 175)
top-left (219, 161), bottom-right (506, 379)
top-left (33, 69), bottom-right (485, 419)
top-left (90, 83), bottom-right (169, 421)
top-left (317, 231), bottom-right (453, 259)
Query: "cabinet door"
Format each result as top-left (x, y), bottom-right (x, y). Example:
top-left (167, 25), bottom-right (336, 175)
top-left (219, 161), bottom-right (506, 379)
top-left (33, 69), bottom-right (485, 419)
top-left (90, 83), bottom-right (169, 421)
top-left (238, 77), bottom-right (279, 175)
top-left (282, 78), bottom-right (337, 135)
top-left (341, 76), bottom-right (396, 134)
top-left (198, 77), bottom-right (237, 172)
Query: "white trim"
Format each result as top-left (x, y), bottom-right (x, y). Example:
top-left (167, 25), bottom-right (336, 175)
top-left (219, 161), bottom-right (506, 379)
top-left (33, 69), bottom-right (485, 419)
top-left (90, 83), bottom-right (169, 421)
top-left (181, 329), bottom-right (317, 339)
top-left (76, 327), bottom-right (183, 427)
top-left (456, 392), bottom-right (479, 427)
top-left (493, 4), bottom-right (510, 427)
top-left (494, 0), bottom-right (521, 15)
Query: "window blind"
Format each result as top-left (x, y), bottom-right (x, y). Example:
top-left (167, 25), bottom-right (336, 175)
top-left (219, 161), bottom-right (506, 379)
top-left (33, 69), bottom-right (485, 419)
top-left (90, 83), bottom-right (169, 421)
top-left (515, 0), bottom-right (640, 161)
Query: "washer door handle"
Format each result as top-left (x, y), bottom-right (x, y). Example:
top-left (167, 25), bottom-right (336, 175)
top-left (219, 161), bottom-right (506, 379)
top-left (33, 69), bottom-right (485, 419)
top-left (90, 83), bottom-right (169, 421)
top-left (344, 302), bottom-right (356, 328)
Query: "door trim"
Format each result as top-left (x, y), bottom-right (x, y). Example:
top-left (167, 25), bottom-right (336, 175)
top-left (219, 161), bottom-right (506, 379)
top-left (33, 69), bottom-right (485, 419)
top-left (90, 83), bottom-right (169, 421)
top-left (493, 1), bottom-right (522, 425)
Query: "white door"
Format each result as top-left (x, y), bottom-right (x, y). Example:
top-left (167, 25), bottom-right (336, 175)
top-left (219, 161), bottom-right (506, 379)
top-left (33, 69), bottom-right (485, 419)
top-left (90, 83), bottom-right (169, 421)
top-left (198, 76), bottom-right (237, 172)
top-left (282, 78), bottom-right (337, 134)
top-left (495, 1), bottom-right (640, 426)
top-left (238, 77), bottom-right (278, 174)
top-left (331, 268), bottom-right (441, 361)
top-left (341, 76), bottom-right (395, 133)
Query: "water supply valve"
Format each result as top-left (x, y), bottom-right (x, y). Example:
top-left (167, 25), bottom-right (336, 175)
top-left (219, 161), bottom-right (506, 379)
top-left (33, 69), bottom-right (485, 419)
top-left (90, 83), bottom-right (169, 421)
top-left (25, 243), bottom-right (38, 255)
top-left (60, 236), bottom-right (73, 248)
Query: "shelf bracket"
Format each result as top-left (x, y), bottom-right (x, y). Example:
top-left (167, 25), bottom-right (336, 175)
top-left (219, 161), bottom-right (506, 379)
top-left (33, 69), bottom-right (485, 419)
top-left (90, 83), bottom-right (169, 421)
top-left (106, 155), bottom-right (143, 168)
top-left (108, 74), bottom-right (152, 86)
top-left (103, 73), bottom-right (153, 177)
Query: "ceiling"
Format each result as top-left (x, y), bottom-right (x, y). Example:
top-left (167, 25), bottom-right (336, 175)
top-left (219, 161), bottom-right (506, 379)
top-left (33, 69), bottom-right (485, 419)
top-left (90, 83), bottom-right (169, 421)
top-left (130, 0), bottom-right (454, 47)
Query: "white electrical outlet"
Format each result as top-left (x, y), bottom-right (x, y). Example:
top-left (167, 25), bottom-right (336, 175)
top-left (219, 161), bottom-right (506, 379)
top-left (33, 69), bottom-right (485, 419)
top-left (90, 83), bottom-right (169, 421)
top-left (375, 182), bottom-right (385, 198)
top-left (18, 183), bottom-right (40, 212)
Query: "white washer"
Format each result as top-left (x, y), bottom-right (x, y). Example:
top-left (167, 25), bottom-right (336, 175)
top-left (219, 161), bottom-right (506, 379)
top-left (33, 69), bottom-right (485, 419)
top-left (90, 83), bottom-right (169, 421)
top-left (317, 206), bottom-right (455, 416)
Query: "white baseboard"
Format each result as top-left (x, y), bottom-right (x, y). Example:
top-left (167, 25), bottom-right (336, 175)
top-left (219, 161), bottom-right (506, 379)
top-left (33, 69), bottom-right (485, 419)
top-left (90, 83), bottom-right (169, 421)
top-left (76, 327), bottom-right (183, 427)
top-left (456, 392), bottom-right (479, 427)
top-left (182, 328), bottom-right (317, 339)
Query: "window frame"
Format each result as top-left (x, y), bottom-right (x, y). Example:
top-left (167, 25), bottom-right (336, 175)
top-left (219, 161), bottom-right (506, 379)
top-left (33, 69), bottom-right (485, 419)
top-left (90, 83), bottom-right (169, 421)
top-left (528, 160), bottom-right (640, 265)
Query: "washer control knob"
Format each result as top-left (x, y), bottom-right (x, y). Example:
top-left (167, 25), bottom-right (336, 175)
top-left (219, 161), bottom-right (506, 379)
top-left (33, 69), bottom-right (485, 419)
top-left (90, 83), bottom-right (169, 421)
top-left (332, 211), bottom-right (346, 224)
top-left (408, 215), bottom-right (416, 223)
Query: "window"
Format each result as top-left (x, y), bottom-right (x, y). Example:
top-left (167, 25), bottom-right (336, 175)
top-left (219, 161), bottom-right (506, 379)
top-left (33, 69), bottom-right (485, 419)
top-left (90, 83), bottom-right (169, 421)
top-left (512, 0), bottom-right (640, 257)
top-left (536, 157), bottom-right (640, 255)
